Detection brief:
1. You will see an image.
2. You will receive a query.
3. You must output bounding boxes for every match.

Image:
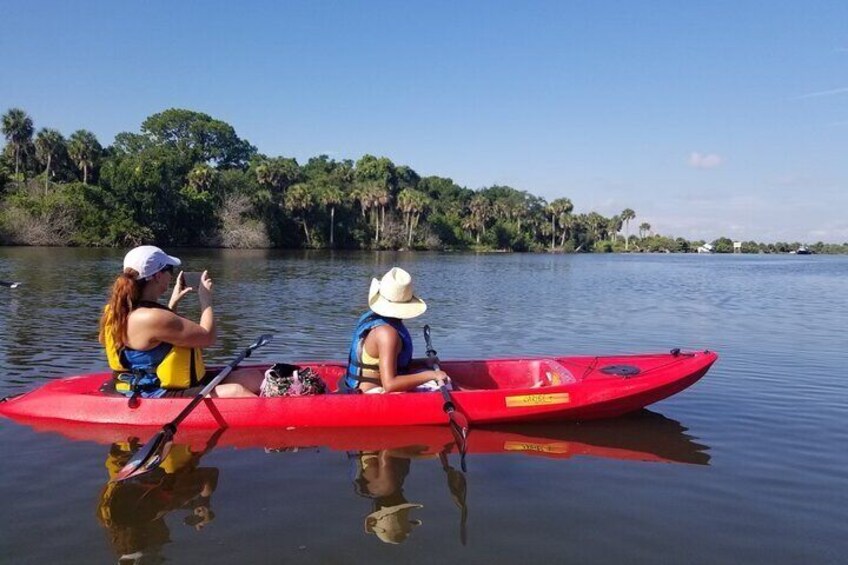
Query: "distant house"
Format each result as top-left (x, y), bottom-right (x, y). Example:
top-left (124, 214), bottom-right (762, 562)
top-left (697, 243), bottom-right (714, 254)
top-left (733, 241), bottom-right (742, 253)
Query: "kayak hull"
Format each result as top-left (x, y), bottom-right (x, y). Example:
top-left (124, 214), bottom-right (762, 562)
top-left (0, 351), bottom-right (717, 428)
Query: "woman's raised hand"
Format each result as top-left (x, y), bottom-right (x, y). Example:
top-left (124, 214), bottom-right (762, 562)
top-left (197, 270), bottom-right (213, 304)
top-left (168, 271), bottom-right (194, 310)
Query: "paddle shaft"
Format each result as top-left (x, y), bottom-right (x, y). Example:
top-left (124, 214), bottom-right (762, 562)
top-left (169, 334), bottom-right (272, 428)
top-left (170, 350), bottom-right (246, 427)
top-left (423, 324), bottom-right (469, 470)
top-left (423, 326), bottom-right (452, 407)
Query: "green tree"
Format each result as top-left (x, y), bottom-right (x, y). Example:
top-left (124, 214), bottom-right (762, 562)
top-left (712, 237), bottom-right (734, 253)
top-left (546, 197), bottom-right (573, 250)
top-left (285, 182), bottom-right (315, 246)
top-left (34, 128), bottom-right (66, 193)
top-left (586, 212), bottom-right (608, 243)
top-left (67, 130), bottom-right (102, 184)
top-left (253, 157), bottom-right (300, 199)
top-left (639, 222), bottom-right (651, 239)
top-left (397, 188), bottom-right (430, 247)
top-left (317, 182), bottom-right (344, 247)
top-left (608, 214), bottom-right (623, 245)
top-left (1, 108), bottom-right (34, 178)
top-left (467, 194), bottom-right (491, 244)
top-left (355, 155), bottom-right (396, 245)
top-left (620, 208), bottom-right (635, 250)
top-left (139, 108), bottom-right (256, 168)
top-left (187, 164), bottom-right (219, 193)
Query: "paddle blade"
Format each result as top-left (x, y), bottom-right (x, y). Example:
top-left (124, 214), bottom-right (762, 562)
top-left (250, 334), bottom-right (274, 351)
top-left (112, 428), bottom-right (174, 482)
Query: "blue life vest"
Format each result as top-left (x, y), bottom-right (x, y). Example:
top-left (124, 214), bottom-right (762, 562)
top-left (343, 312), bottom-right (413, 391)
top-left (116, 342), bottom-right (173, 398)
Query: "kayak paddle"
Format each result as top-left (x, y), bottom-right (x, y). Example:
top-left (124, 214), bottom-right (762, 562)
top-left (1, 280), bottom-right (21, 289)
top-left (113, 333), bottom-right (274, 482)
top-left (423, 324), bottom-right (469, 471)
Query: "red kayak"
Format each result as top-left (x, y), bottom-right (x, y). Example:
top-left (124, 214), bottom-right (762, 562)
top-left (0, 350), bottom-right (716, 428)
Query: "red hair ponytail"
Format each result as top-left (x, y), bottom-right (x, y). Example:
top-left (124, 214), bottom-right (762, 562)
top-left (99, 269), bottom-right (145, 349)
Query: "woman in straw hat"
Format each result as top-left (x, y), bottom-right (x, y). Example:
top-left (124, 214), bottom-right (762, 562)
top-left (99, 245), bottom-right (264, 398)
top-left (342, 267), bottom-right (448, 393)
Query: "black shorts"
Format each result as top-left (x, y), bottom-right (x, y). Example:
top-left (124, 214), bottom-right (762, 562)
top-left (160, 371), bottom-right (219, 398)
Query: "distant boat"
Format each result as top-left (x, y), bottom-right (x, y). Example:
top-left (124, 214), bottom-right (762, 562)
top-left (794, 246), bottom-right (812, 255)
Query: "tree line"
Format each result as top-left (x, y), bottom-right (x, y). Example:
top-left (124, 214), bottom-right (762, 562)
top-left (2, 107), bottom-right (845, 253)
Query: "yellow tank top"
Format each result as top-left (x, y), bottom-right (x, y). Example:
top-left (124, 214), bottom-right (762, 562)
top-left (361, 348), bottom-right (379, 366)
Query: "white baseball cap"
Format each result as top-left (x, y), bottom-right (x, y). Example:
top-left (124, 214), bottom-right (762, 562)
top-left (123, 245), bottom-right (181, 279)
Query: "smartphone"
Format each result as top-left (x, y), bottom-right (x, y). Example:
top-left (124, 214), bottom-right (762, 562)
top-left (182, 271), bottom-right (203, 288)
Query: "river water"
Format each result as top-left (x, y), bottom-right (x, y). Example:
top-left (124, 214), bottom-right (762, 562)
top-left (0, 248), bottom-right (845, 564)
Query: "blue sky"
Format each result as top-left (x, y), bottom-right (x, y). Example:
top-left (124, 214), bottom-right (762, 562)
top-left (2, 0), bottom-right (846, 242)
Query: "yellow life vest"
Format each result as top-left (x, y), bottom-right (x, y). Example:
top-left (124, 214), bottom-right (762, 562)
top-left (104, 304), bottom-right (205, 391)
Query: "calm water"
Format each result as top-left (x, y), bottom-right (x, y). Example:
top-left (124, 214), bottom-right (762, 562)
top-left (1, 248), bottom-right (846, 564)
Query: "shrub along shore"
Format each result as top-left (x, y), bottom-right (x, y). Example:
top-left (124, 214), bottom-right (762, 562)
top-left (2, 107), bottom-right (845, 253)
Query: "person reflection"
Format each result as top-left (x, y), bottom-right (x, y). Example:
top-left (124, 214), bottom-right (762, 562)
top-left (97, 437), bottom-right (219, 564)
top-left (351, 447), bottom-right (430, 545)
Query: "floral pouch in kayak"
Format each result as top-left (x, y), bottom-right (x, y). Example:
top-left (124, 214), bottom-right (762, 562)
top-left (260, 363), bottom-right (328, 397)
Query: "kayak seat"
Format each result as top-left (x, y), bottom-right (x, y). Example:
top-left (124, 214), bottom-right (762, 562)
top-left (532, 360), bottom-right (577, 387)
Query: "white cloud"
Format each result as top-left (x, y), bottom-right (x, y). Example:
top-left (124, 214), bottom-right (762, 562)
top-left (688, 152), bottom-right (723, 169)
top-left (797, 86), bottom-right (848, 99)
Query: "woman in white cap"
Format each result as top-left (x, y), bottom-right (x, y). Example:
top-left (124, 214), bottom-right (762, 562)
top-left (342, 267), bottom-right (448, 393)
top-left (98, 245), bottom-right (263, 398)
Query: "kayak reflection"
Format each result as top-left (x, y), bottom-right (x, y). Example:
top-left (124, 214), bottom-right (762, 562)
top-left (97, 433), bottom-right (221, 564)
top-left (219, 408), bottom-right (710, 466)
top-left (12, 408), bottom-right (710, 465)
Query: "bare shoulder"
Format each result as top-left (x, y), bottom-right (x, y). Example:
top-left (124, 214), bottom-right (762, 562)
top-left (128, 307), bottom-right (183, 334)
top-left (371, 324), bottom-right (400, 342)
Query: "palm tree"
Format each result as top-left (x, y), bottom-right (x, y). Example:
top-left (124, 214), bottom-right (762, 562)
top-left (586, 212), bottom-right (607, 243)
top-left (1, 108), bottom-right (34, 178)
top-left (67, 130), bottom-right (102, 184)
top-left (34, 128), bottom-right (66, 192)
top-left (284, 182), bottom-right (315, 246)
top-left (376, 186), bottom-right (391, 244)
top-left (187, 164), bottom-right (217, 192)
top-left (317, 183), bottom-right (344, 247)
top-left (639, 222), bottom-right (651, 239)
top-left (254, 157), bottom-right (300, 197)
top-left (398, 188), bottom-right (429, 247)
top-left (468, 194), bottom-right (491, 244)
top-left (608, 215), bottom-right (623, 244)
top-left (620, 208), bottom-right (636, 250)
top-left (547, 197), bottom-right (573, 249)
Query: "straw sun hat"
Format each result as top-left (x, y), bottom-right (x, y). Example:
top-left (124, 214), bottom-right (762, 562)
top-left (364, 502), bottom-right (424, 544)
top-left (368, 267), bottom-right (427, 320)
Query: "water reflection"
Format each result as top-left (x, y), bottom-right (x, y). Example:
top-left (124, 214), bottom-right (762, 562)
top-left (351, 447), bottom-right (428, 544)
top-left (50, 409), bottom-right (708, 556)
top-left (97, 432), bottom-right (221, 564)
